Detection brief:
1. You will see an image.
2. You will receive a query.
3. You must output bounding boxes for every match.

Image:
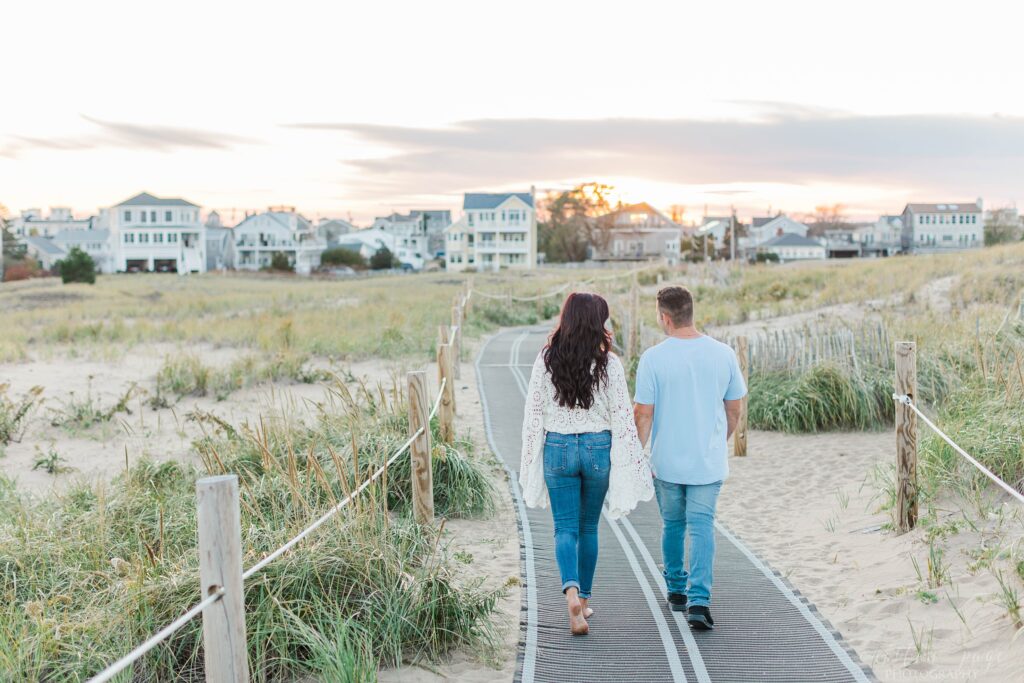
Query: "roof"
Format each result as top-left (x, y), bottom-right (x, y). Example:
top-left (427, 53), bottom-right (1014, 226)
top-left (904, 202), bottom-right (981, 214)
top-left (115, 192), bottom-right (198, 207)
top-left (755, 214), bottom-right (807, 232)
top-left (751, 216), bottom-right (777, 228)
top-left (463, 192), bottom-right (533, 209)
top-left (53, 229), bottom-right (110, 243)
top-left (761, 233), bottom-right (824, 248)
top-left (24, 236), bottom-right (66, 256)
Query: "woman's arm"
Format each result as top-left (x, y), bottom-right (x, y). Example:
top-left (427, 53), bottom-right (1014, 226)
top-left (519, 353), bottom-right (547, 479)
top-left (608, 356), bottom-right (644, 463)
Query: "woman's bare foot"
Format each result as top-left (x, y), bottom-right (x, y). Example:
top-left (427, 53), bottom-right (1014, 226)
top-left (566, 588), bottom-right (589, 635)
top-left (580, 597), bottom-right (594, 619)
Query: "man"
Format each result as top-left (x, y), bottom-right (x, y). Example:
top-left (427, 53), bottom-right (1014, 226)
top-left (633, 286), bottom-right (747, 630)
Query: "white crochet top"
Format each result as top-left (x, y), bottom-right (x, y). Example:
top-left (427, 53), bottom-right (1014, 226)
top-left (519, 351), bottom-right (654, 519)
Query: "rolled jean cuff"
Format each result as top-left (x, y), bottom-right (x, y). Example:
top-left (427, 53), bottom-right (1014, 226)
top-left (561, 580), bottom-right (581, 595)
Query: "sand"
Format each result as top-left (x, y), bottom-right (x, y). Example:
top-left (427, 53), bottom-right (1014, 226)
top-left (719, 430), bottom-right (1024, 682)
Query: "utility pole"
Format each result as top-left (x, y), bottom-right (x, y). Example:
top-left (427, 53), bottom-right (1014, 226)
top-left (730, 207), bottom-right (736, 263)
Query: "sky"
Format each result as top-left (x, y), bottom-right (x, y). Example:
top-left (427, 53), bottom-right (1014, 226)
top-left (2, 0), bottom-right (1024, 226)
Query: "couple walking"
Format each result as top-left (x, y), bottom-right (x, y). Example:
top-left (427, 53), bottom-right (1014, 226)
top-left (519, 285), bottom-right (747, 635)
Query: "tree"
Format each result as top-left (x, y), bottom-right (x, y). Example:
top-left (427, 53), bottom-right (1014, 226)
top-left (269, 252), bottom-right (293, 272)
top-left (805, 204), bottom-right (852, 237)
top-left (538, 182), bottom-right (616, 262)
top-left (55, 247), bottom-right (97, 284)
top-left (984, 208), bottom-right (1023, 246)
top-left (321, 247), bottom-right (367, 269)
top-left (370, 246), bottom-right (399, 270)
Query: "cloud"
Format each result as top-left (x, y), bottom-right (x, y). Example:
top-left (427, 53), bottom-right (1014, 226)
top-left (0, 116), bottom-right (256, 158)
top-left (291, 113), bottom-right (1024, 202)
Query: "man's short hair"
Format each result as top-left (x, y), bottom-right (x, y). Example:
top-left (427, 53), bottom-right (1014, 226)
top-left (657, 286), bottom-right (694, 327)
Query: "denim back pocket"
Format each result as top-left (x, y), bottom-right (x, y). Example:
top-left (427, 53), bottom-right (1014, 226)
top-left (584, 433), bottom-right (611, 474)
top-left (543, 440), bottom-right (569, 475)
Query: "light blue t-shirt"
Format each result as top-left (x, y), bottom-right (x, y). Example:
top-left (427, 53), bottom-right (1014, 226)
top-left (634, 335), bottom-right (748, 485)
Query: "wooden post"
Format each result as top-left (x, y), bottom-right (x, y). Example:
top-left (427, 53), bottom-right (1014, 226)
top-left (450, 300), bottom-right (462, 380)
top-left (437, 343), bottom-right (456, 442)
top-left (895, 341), bottom-right (918, 533)
top-left (1018, 294), bottom-right (1024, 320)
top-left (196, 475), bottom-right (249, 683)
top-left (407, 371), bottom-right (433, 524)
top-left (438, 323), bottom-right (451, 348)
top-left (734, 336), bottom-right (749, 457)
top-left (628, 272), bottom-right (639, 363)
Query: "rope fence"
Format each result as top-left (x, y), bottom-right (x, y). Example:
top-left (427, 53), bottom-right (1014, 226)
top-left (87, 302), bottom-right (466, 682)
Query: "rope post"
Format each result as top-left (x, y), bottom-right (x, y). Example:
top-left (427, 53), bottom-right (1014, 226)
top-left (1018, 293), bottom-right (1024, 320)
top-left (437, 344), bottom-right (456, 442)
top-left (407, 370), bottom-right (434, 524)
top-left (734, 336), bottom-right (749, 457)
top-left (450, 298), bottom-right (462, 380)
top-left (464, 278), bottom-right (473, 317)
top-left (628, 272), bottom-right (639, 364)
top-left (895, 341), bottom-right (918, 533)
top-left (196, 475), bottom-right (248, 683)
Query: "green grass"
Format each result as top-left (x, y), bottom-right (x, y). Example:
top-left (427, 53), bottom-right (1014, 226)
top-left (0, 376), bottom-right (500, 681)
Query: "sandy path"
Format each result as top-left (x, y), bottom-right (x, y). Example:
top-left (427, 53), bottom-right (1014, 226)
top-left (719, 430), bottom-right (1024, 682)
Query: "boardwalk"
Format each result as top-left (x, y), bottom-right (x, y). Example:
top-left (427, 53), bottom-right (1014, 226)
top-left (476, 327), bottom-right (877, 683)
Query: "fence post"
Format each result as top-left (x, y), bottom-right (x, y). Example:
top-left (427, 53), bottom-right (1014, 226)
top-left (628, 272), bottom-right (639, 363)
top-left (895, 341), bottom-right (918, 533)
top-left (407, 370), bottom-right (434, 524)
top-left (1018, 294), bottom-right (1024, 320)
top-left (734, 336), bottom-right (749, 457)
top-left (450, 298), bottom-right (462, 380)
top-left (196, 475), bottom-right (249, 683)
top-left (437, 343), bottom-right (456, 442)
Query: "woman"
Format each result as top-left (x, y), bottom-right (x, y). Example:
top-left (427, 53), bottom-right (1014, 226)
top-left (520, 292), bottom-right (653, 636)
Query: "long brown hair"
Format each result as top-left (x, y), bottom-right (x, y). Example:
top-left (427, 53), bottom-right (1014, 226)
top-left (543, 292), bottom-right (612, 409)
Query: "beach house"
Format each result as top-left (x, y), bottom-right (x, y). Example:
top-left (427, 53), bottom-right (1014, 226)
top-left (445, 191), bottom-right (536, 271)
top-left (232, 208), bottom-right (325, 275)
top-left (901, 201), bottom-right (983, 253)
top-left (588, 203), bottom-right (681, 264)
top-left (109, 192), bottom-right (206, 273)
top-left (758, 233), bottom-right (826, 262)
top-left (12, 207), bottom-right (95, 237)
top-left (373, 210), bottom-right (451, 270)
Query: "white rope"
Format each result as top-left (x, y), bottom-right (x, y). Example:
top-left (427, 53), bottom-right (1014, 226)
top-left (88, 379), bottom-right (448, 681)
top-left (87, 588), bottom-right (225, 683)
top-left (893, 394), bottom-right (1024, 505)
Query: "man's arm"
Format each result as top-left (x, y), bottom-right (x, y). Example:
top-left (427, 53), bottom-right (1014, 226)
top-left (724, 399), bottom-right (742, 439)
top-left (634, 403), bottom-right (654, 448)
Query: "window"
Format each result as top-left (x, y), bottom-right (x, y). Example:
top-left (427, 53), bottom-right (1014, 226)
top-left (168, 232), bottom-right (178, 243)
top-left (468, 213), bottom-right (474, 226)
top-left (123, 232), bottom-right (134, 243)
top-left (154, 233), bottom-right (164, 243)
top-left (140, 211), bottom-right (147, 223)
top-left (150, 211), bottom-right (157, 222)
top-left (942, 234), bottom-right (953, 241)
top-left (139, 232), bottom-right (150, 243)
top-left (124, 210), bottom-right (132, 221)
top-left (165, 211), bottom-right (172, 221)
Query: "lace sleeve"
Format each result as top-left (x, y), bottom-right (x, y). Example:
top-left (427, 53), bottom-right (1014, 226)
top-left (519, 352), bottom-right (549, 509)
top-left (605, 355), bottom-right (654, 518)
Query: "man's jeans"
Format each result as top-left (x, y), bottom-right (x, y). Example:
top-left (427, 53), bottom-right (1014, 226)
top-left (653, 478), bottom-right (723, 607)
top-left (543, 430), bottom-right (611, 599)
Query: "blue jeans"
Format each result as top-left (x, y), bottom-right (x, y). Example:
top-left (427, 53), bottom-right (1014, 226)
top-left (543, 430), bottom-right (611, 599)
top-left (653, 478), bottom-right (723, 607)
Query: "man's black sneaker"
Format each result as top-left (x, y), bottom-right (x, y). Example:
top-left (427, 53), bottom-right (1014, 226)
top-left (687, 605), bottom-right (714, 630)
top-left (667, 592), bottom-right (687, 612)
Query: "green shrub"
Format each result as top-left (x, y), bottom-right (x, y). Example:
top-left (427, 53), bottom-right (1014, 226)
top-left (370, 246), bottom-right (399, 270)
top-left (322, 247), bottom-right (367, 269)
top-left (55, 247), bottom-right (97, 284)
top-left (269, 251), bottom-right (293, 272)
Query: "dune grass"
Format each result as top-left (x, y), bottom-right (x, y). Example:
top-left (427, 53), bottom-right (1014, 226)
top-left (0, 375), bottom-right (500, 682)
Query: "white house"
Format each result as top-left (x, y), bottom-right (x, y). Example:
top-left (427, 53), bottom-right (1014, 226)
top-left (446, 191), bottom-right (536, 272)
top-left (317, 218), bottom-right (357, 247)
top-left (334, 228), bottom-right (397, 262)
top-left (851, 216), bottom-right (902, 257)
top-left (23, 236), bottom-right (66, 271)
top-left (759, 233), bottom-right (826, 262)
top-left (109, 192), bottom-right (206, 273)
top-left (233, 208), bottom-right (324, 275)
top-left (590, 203), bottom-right (680, 264)
top-left (746, 214), bottom-right (809, 246)
top-left (372, 210), bottom-right (451, 270)
top-left (901, 201), bottom-right (983, 252)
top-left (53, 229), bottom-right (114, 273)
top-left (13, 207), bottom-right (95, 237)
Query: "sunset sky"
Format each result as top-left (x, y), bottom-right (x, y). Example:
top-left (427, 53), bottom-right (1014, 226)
top-left (2, 0), bottom-right (1023, 225)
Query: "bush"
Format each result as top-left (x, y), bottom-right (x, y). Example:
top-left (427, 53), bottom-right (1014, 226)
top-left (269, 251), bottom-right (293, 272)
top-left (370, 246), bottom-right (399, 270)
top-left (1, 259), bottom-right (43, 282)
top-left (754, 252), bottom-right (780, 263)
top-left (322, 247), bottom-right (367, 269)
top-left (55, 247), bottom-right (97, 284)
